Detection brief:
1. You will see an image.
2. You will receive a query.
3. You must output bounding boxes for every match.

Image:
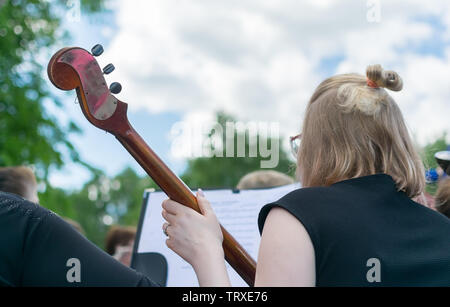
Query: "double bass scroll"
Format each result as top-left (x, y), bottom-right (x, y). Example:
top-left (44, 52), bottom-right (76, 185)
top-left (47, 46), bottom-right (257, 286)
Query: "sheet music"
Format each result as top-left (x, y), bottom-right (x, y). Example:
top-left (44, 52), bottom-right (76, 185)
top-left (136, 183), bottom-right (300, 286)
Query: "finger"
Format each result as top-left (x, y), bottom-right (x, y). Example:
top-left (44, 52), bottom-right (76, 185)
top-left (166, 238), bottom-right (174, 251)
top-left (163, 198), bottom-right (201, 217)
top-left (161, 209), bottom-right (176, 224)
top-left (162, 198), bottom-right (186, 215)
top-left (196, 188), bottom-right (213, 215)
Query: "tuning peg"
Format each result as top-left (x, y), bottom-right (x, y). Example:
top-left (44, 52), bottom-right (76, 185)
top-left (103, 63), bottom-right (115, 75)
top-left (91, 44), bottom-right (104, 57)
top-left (109, 82), bottom-right (122, 94)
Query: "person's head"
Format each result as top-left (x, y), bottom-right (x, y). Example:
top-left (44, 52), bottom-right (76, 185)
top-left (105, 225), bottom-right (136, 267)
top-left (435, 178), bottom-right (450, 218)
top-left (0, 166), bottom-right (39, 203)
top-left (236, 170), bottom-right (294, 190)
top-left (296, 64), bottom-right (425, 198)
top-left (105, 225), bottom-right (136, 255)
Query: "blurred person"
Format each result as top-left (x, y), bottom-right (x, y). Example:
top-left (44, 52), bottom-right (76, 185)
top-left (435, 178), bottom-right (450, 218)
top-left (436, 166), bottom-right (447, 180)
top-left (0, 167), bottom-right (157, 286)
top-left (425, 168), bottom-right (440, 184)
top-left (105, 225), bottom-right (136, 267)
top-left (236, 170), bottom-right (295, 190)
top-left (0, 166), bottom-right (39, 203)
top-left (161, 65), bottom-right (450, 286)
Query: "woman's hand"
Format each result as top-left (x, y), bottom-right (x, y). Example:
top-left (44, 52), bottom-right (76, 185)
top-left (161, 189), bottom-right (230, 286)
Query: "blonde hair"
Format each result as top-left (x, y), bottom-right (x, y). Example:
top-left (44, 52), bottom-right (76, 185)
top-left (297, 64), bottom-right (425, 198)
top-left (236, 170), bottom-right (294, 190)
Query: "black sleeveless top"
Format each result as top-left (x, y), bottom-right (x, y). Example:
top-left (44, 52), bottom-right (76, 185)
top-left (0, 192), bottom-right (158, 286)
top-left (258, 174), bottom-right (450, 286)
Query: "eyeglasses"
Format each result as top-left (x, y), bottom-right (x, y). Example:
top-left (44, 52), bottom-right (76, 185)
top-left (290, 134), bottom-right (301, 158)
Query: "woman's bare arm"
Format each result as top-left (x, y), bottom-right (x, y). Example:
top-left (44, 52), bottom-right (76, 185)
top-left (255, 207), bottom-right (315, 286)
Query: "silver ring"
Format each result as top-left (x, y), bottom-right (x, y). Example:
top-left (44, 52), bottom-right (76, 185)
top-left (163, 224), bottom-right (170, 237)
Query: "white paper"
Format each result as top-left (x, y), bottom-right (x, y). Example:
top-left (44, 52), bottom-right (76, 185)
top-left (136, 183), bottom-right (300, 286)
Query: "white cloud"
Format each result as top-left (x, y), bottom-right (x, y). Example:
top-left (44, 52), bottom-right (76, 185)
top-left (104, 0), bottom-right (450, 145)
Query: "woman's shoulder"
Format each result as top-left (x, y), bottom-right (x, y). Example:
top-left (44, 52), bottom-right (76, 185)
top-left (272, 174), bottom-right (398, 209)
top-left (274, 185), bottom-right (343, 204)
top-left (258, 185), bottom-right (344, 238)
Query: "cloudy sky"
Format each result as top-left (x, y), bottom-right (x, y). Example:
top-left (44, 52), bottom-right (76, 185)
top-left (47, 0), bottom-right (450, 189)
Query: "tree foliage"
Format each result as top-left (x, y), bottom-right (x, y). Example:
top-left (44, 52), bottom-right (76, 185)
top-left (181, 112), bottom-right (296, 189)
top-left (0, 0), bottom-right (104, 179)
top-left (0, 0), bottom-right (111, 246)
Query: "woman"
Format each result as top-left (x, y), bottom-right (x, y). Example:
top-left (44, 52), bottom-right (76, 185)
top-left (161, 65), bottom-right (450, 286)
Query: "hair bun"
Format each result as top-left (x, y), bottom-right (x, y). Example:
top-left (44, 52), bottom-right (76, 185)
top-left (366, 64), bottom-right (403, 91)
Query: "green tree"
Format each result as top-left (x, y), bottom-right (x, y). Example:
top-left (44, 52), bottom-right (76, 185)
top-left (106, 167), bottom-right (157, 226)
top-left (0, 0), bottom-right (104, 179)
top-left (0, 0), bottom-right (125, 246)
top-left (181, 112), bottom-right (295, 189)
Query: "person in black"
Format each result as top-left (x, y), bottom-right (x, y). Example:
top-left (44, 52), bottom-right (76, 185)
top-left (0, 191), bottom-right (158, 286)
top-left (258, 174), bottom-right (450, 286)
top-left (159, 65), bottom-right (450, 286)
